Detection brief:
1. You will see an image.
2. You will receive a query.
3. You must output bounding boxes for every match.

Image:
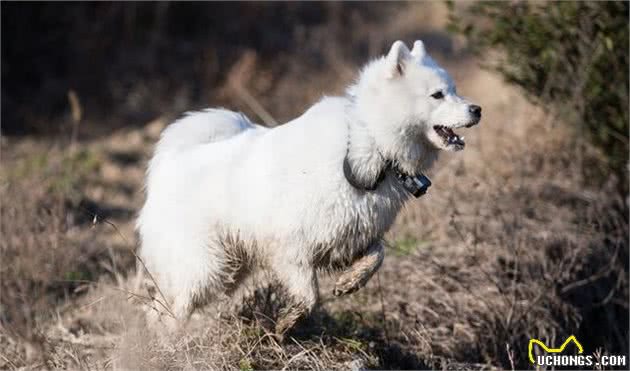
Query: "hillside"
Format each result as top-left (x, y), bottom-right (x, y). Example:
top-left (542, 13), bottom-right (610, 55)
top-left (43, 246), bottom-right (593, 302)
top-left (1, 3), bottom-right (627, 370)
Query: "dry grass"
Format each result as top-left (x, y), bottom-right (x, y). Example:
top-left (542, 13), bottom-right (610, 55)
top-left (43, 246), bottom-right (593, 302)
top-left (1, 3), bottom-right (627, 370)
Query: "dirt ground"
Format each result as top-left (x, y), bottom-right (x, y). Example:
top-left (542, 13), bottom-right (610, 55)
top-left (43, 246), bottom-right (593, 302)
top-left (1, 3), bottom-right (627, 370)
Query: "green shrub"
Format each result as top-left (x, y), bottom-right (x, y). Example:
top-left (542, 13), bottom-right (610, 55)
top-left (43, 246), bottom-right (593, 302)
top-left (448, 1), bottom-right (628, 192)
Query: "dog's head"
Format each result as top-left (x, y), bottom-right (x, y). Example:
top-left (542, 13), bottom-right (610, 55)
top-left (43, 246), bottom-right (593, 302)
top-left (350, 40), bottom-right (481, 175)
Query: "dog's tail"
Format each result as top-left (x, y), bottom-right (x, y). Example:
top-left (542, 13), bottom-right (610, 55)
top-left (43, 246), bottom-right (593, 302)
top-left (155, 108), bottom-right (257, 153)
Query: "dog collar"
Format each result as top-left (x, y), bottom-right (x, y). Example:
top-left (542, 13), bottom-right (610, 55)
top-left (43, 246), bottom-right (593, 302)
top-left (343, 156), bottom-right (432, 198)
top-left (393, 169), bottom-right (432, 198)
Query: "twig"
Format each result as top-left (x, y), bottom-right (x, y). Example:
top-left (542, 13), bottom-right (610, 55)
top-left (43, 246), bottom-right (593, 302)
top-left (0, 354), bottom-right (18, 370)
top-left (52, 278), bottom-right (171, 316)
top-left (560, 242), bottom-right (620, 294)
top-left (375, 272), bottom-right (390, 346)
top-left (233, 84), bottom-right (279, 127)
top-left (84, 207), bottom-right (175, 318)
top-left (226, 51), bottom-right (278, 127)
top-left (505, 343), bottom-right (515, 371)
top-left (77, 296), bottom-right (105, 311)
top-left (67, 90), bottom-right (82, 154)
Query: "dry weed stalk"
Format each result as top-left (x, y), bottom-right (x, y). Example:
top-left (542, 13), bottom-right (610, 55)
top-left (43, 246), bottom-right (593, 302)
top-left (67, 90), bottom-right (82, 154)
top-left (86, 210), bottom-right (175, 319)
top-left (226, 51), bottom-right (279, 127)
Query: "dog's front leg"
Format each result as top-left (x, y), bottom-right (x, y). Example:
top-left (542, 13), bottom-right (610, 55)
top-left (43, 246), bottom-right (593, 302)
top-left (333, 241), bottom-right (384, 297)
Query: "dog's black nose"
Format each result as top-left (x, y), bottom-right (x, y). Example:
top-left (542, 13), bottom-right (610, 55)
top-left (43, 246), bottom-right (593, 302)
top-left (468, 104), bottom-right (481, 116)
top-left (469, 105), bottom-right (482, 117)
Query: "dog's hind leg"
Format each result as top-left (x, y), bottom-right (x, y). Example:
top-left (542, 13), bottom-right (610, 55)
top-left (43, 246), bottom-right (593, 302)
top-left (142, 235), bottom-right (230, 333)
top-left (272, 262), bottom-right (319, 338)
top-left (333, 241), bottom-right (384, 297)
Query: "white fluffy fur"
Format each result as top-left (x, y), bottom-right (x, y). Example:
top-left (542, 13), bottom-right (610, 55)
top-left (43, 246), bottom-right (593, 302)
top-left (137, 40), bottom-right (480, 327)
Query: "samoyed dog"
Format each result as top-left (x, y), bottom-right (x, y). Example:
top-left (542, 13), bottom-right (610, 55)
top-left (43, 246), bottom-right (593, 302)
top-left (137, 40), bottom-right (481, 334)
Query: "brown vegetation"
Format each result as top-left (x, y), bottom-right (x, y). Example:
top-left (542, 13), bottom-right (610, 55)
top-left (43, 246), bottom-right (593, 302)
top-left (1, 3), bottom-right (627, 370)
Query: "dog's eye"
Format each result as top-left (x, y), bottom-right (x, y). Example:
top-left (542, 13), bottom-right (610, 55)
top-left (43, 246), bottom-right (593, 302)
top-left (431, 91), bottom-right (444, 99)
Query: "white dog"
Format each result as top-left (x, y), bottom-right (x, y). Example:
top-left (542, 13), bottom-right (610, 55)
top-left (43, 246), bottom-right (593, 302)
top-left (137, 40), bottom-right (481, 335)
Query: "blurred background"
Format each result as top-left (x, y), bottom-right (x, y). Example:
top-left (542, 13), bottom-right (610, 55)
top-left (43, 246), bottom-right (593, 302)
top-left (1, 2), bottom-right (628, 370)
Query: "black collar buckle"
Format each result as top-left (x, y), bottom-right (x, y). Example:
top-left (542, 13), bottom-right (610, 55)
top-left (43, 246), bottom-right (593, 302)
top-left (343, 153), bottom-right (432, 198)
top-left (393, 170), bottom-right (432, 198)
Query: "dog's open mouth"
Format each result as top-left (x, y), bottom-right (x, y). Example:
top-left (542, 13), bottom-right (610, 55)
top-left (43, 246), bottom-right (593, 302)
top-left (433, 125), bottom-right (465, 148)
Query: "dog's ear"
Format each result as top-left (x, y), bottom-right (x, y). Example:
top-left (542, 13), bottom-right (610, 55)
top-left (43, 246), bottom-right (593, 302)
top-left (410, 40), bottom-right (426, 61)
top-left (385, 40), bottom-right (410, 79)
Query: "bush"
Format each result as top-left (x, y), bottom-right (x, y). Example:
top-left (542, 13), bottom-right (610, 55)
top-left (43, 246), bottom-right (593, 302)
top-left (448, 1), bottom-right (629, 193)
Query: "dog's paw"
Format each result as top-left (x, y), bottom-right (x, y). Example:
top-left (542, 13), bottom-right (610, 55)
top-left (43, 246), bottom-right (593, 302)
top-left (333, 274), bottom-right (363, 297)
top-left (333, 285), bottom-right (359, 297)
top-left (333, 242), bottom-right (385, 297)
